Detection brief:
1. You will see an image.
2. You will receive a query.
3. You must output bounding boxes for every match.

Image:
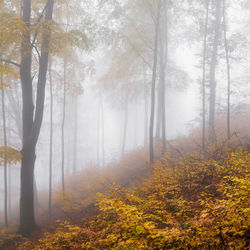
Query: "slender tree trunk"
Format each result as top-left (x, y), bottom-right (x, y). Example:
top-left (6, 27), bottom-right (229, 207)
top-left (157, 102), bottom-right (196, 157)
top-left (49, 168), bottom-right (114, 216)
top-left (101, 98), bottom-right (105, 167)
top-left (1, 75), bottom-right (8, 227)
top-left (155, 83), bottom-right (162, 140)
top-left (202, 0), bottom-right (210, 151)
top-left (149, 0), bottom-right (161, 164)
top-left (8, 160), bottom-right (11, 218)
top-left (121, 96), bottom-right (129, 156)
top-left (160, 2), bottom-right (168, 155)
top-left (97, 103), bottom-right (100, 166)
top-left (73, 98), bottom-right (78, 172)
top-left (6, 117), bottom-right (11, 218)
top-left (144, 85), bottom-right (149, 148)
top-left (223, 0), bottom-right (231, 140)
top-left (62, 59), bottom-right (66, 193)
top-left (19, 0), bottom-right (54, 235)
top-left (49, 62), bottom-right (53, 217)
top-left (134, 105), bottom-right (137, 148)
top-left (208, 0), bottom-right (221, 143)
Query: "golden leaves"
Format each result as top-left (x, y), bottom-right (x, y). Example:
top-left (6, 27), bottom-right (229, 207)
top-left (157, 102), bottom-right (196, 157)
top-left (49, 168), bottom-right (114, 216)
top-left (0, 146), bottom-right (21, 166)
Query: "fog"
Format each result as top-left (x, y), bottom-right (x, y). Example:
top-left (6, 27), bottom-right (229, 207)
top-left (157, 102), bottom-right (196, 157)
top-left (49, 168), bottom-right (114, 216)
top-left (0, 0), bottom-right (249, 236)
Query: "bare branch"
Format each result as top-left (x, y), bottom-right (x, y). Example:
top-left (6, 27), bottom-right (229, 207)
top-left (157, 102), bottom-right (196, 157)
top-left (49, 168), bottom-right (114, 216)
top-left (0, 59), bottom-right (20, 68)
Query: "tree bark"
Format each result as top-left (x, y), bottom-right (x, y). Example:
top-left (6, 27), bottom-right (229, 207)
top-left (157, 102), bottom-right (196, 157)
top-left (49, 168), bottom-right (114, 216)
top-left (149, 0), bottom-right (161, 164)
top-left (208, 0), bottom-right (222, 143)
top-left (19, 0), bottom-right (54, 236)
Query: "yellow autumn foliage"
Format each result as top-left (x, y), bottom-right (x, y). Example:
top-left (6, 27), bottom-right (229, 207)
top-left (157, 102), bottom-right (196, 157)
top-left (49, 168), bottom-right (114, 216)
top-left (16, 148), bottom-right (250, 249)
top-left (0, 146), bottom-right (21, 166)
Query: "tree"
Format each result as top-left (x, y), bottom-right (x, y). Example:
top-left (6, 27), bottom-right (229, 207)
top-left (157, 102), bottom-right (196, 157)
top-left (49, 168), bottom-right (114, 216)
top-left (222, 0), bottom-right (231, 140)
top-left (48, 61), bottom-right (53, 218)
top-left (149, 0), bottom-right (161, 164)
top-left (208, 0), bottom-right (222, 142)
top-left (202, 0), bottom-right (210, 151)
top-left (19, 0), bottom-right (54, 235)
top-left (1, 74), bottom-right (8, 227)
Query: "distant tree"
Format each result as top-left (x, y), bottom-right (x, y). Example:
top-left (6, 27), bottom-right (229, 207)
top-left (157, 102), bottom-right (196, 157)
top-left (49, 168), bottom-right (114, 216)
top-left (222, 0), bottom-right (231, 140)
top-left (208, 0), bottom-right (222, 142)
top-left (1, 74), bottom-right (8, 227)
top-left (149, 0), bottom-right (161, 164)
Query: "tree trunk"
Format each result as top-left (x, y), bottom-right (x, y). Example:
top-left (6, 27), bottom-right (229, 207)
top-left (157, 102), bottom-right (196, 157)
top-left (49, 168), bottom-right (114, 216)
top-left (49, 62), bottom-right (53, 217)
top-left (8, 160), bottom-right (11, 218)
top-left (73, 98), bottom-right (78, 172)
top-left (149, 0), bottom-right (161, 164)
top-left (159, 2), bottom-right (168, 155)
top-left (101, 98), bottom-right (105, 167)
top-left (208, 0), bottom-right (222, 143)
top-left (144, 85), bottom-right (149, 148)
top-left (155, 83), bottom-right (162, 140)
top-left (97, 103), bottom-right (100, 166)
top-left (121, 96), bottom-right (129, 156)
top-left (19, 0), bottom-right (54, 236)
top-left (223, 0), bottom-right (231, 140)
top-left (133, 105), bottom-right (137, 148)
top-left (202, 0), bottom-right (210, 151)
top-left (1, 75), bottom-right (8, 227)
top-left (61, 59), bottom-right (66, 193)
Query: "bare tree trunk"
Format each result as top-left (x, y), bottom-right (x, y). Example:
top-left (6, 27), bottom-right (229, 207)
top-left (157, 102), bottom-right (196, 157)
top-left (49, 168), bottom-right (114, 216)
top-left (100, 96), bottom-right (105, 167)
top-left (62, 59), bottom-right (66, 193)
top-left (144, 85), bottom-right (149, 148)
top-left (149, 0), bottom-right (161, 164)
top-left (133, 105), bottom-right (137, 148)
top-left (160, 2), bottom-right (168, 155)
top-left (19, 0), bottom-right (54, 236)
top-left (202, 0), bottom-right (210, 151)
top-left (8, 160), bottom-right (11, 218)
top-left (1, 75), bottom-right (8, 227)
top-left (121, 96), bottom-right (129, 156)
top-left (155, 83), bottom-right (162, 140)
top-left (223, 0), bottom-right (231, 140)
top-left (73, 98), bottom-right (78, 172)
top-left (49, 62), bottom-right (53, 217)
top-left (97, 103), bottom-right (100, 166)
top-left (208, 0), bottom-right (221, 143)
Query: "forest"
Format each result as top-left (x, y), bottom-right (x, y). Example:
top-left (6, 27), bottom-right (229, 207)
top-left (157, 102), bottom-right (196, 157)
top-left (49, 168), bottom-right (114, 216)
top-left (0, 0), bottom-right (249, 249)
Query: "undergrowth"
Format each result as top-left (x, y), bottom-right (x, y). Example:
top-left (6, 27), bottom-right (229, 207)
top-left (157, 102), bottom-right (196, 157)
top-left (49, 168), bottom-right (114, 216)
top-left (15, 146), bottom-right (250, 250)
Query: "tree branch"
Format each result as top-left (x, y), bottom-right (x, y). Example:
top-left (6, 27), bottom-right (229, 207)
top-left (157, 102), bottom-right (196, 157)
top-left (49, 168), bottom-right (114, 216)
top-left (0, 59), bottom-right (20, 68)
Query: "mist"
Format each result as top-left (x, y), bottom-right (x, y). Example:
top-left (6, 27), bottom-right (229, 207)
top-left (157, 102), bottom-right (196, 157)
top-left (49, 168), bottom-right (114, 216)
top-left (0, 0), bottom-right (249, 248)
